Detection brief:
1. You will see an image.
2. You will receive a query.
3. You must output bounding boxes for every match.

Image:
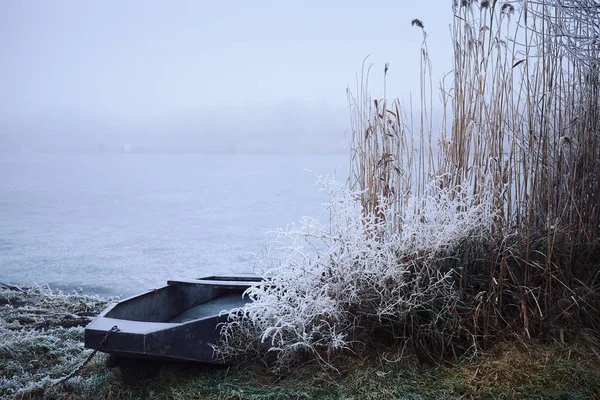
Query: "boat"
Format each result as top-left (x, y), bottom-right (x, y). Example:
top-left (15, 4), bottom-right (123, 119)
top-left (84, 273), bottom-right (262, 364)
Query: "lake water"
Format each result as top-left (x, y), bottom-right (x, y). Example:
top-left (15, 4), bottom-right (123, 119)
top-left (0, 153), bottom-right (348, 297)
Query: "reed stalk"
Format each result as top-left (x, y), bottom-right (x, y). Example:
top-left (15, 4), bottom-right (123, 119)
top-left (349, 0), bottom-right (600, 348)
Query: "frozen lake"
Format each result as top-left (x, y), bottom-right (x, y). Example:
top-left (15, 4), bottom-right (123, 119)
top-left (0, 153), bottom-right (348, 297)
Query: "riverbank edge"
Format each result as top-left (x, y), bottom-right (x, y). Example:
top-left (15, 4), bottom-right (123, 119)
top-left (2, 282), bottom-right (600, 399)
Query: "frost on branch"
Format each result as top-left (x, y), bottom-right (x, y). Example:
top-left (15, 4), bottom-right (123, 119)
top-left (214, 176), bottom-right (495, 369)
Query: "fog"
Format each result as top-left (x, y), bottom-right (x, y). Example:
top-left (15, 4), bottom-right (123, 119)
top-left (0, 1), bottom-right (453, 154)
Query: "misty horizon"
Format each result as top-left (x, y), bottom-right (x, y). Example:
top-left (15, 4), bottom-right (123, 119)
top-left (0, 101), bottom-right (350, 154)
top-left (0, 1), bottom-right (454, 155)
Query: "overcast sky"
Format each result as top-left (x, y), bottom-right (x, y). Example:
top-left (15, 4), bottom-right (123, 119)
top-left (0, 1), bottom-right (454, 153)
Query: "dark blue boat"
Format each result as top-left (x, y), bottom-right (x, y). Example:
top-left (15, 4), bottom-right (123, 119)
top-left (84, 273), bottom-right (260, 364)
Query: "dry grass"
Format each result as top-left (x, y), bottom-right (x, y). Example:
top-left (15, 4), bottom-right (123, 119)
top-left (461, 335), bottom-right (600, 398)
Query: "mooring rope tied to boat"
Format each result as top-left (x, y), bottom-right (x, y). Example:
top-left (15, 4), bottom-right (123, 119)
top-left (54, 325), bottom-right (120, 386)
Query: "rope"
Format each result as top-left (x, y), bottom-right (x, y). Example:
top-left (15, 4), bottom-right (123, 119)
top-left (54, 325), bottom-right (120, 386)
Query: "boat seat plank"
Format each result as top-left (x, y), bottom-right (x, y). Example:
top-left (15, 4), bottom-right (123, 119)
top-left (204, 273), bottom-right (265, 281)
top-left (167, 279), bottom-right (259, 288)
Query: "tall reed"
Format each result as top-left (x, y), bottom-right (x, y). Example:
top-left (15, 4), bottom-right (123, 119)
top-left (349, 0), bottom-right (600, 345)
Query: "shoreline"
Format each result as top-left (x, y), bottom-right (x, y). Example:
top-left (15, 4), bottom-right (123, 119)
top-left (2, 282), bottom-right (600, 399)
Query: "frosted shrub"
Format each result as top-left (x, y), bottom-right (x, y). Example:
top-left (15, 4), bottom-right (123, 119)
top-left (216, 176), bottom-right (495, 369)
top-left (400, 177), bottom-right (495, 254)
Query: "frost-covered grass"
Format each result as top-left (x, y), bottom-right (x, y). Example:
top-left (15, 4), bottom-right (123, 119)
top-left (0, 326), bottom-right (97, 397)
top-left (0, 283), bottom-right (108, 398)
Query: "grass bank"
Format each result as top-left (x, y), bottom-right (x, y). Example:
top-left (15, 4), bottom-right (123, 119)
top-left (2, 283), bottom-right (599, 399)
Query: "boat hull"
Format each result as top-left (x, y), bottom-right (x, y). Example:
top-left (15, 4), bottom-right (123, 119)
top-left (84, 273), bottom-right (261, 363)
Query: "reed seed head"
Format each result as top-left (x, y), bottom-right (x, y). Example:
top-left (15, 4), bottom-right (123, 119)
top-left (411, 19), bottom-right (424, 29)
top-left (501, 3), bottom-right (515, 15)
top-left (559, 136), bottom-right (572, 146)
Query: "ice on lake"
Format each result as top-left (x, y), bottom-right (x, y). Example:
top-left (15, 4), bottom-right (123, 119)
top-left (0, 153), bottom-right (348, 297)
